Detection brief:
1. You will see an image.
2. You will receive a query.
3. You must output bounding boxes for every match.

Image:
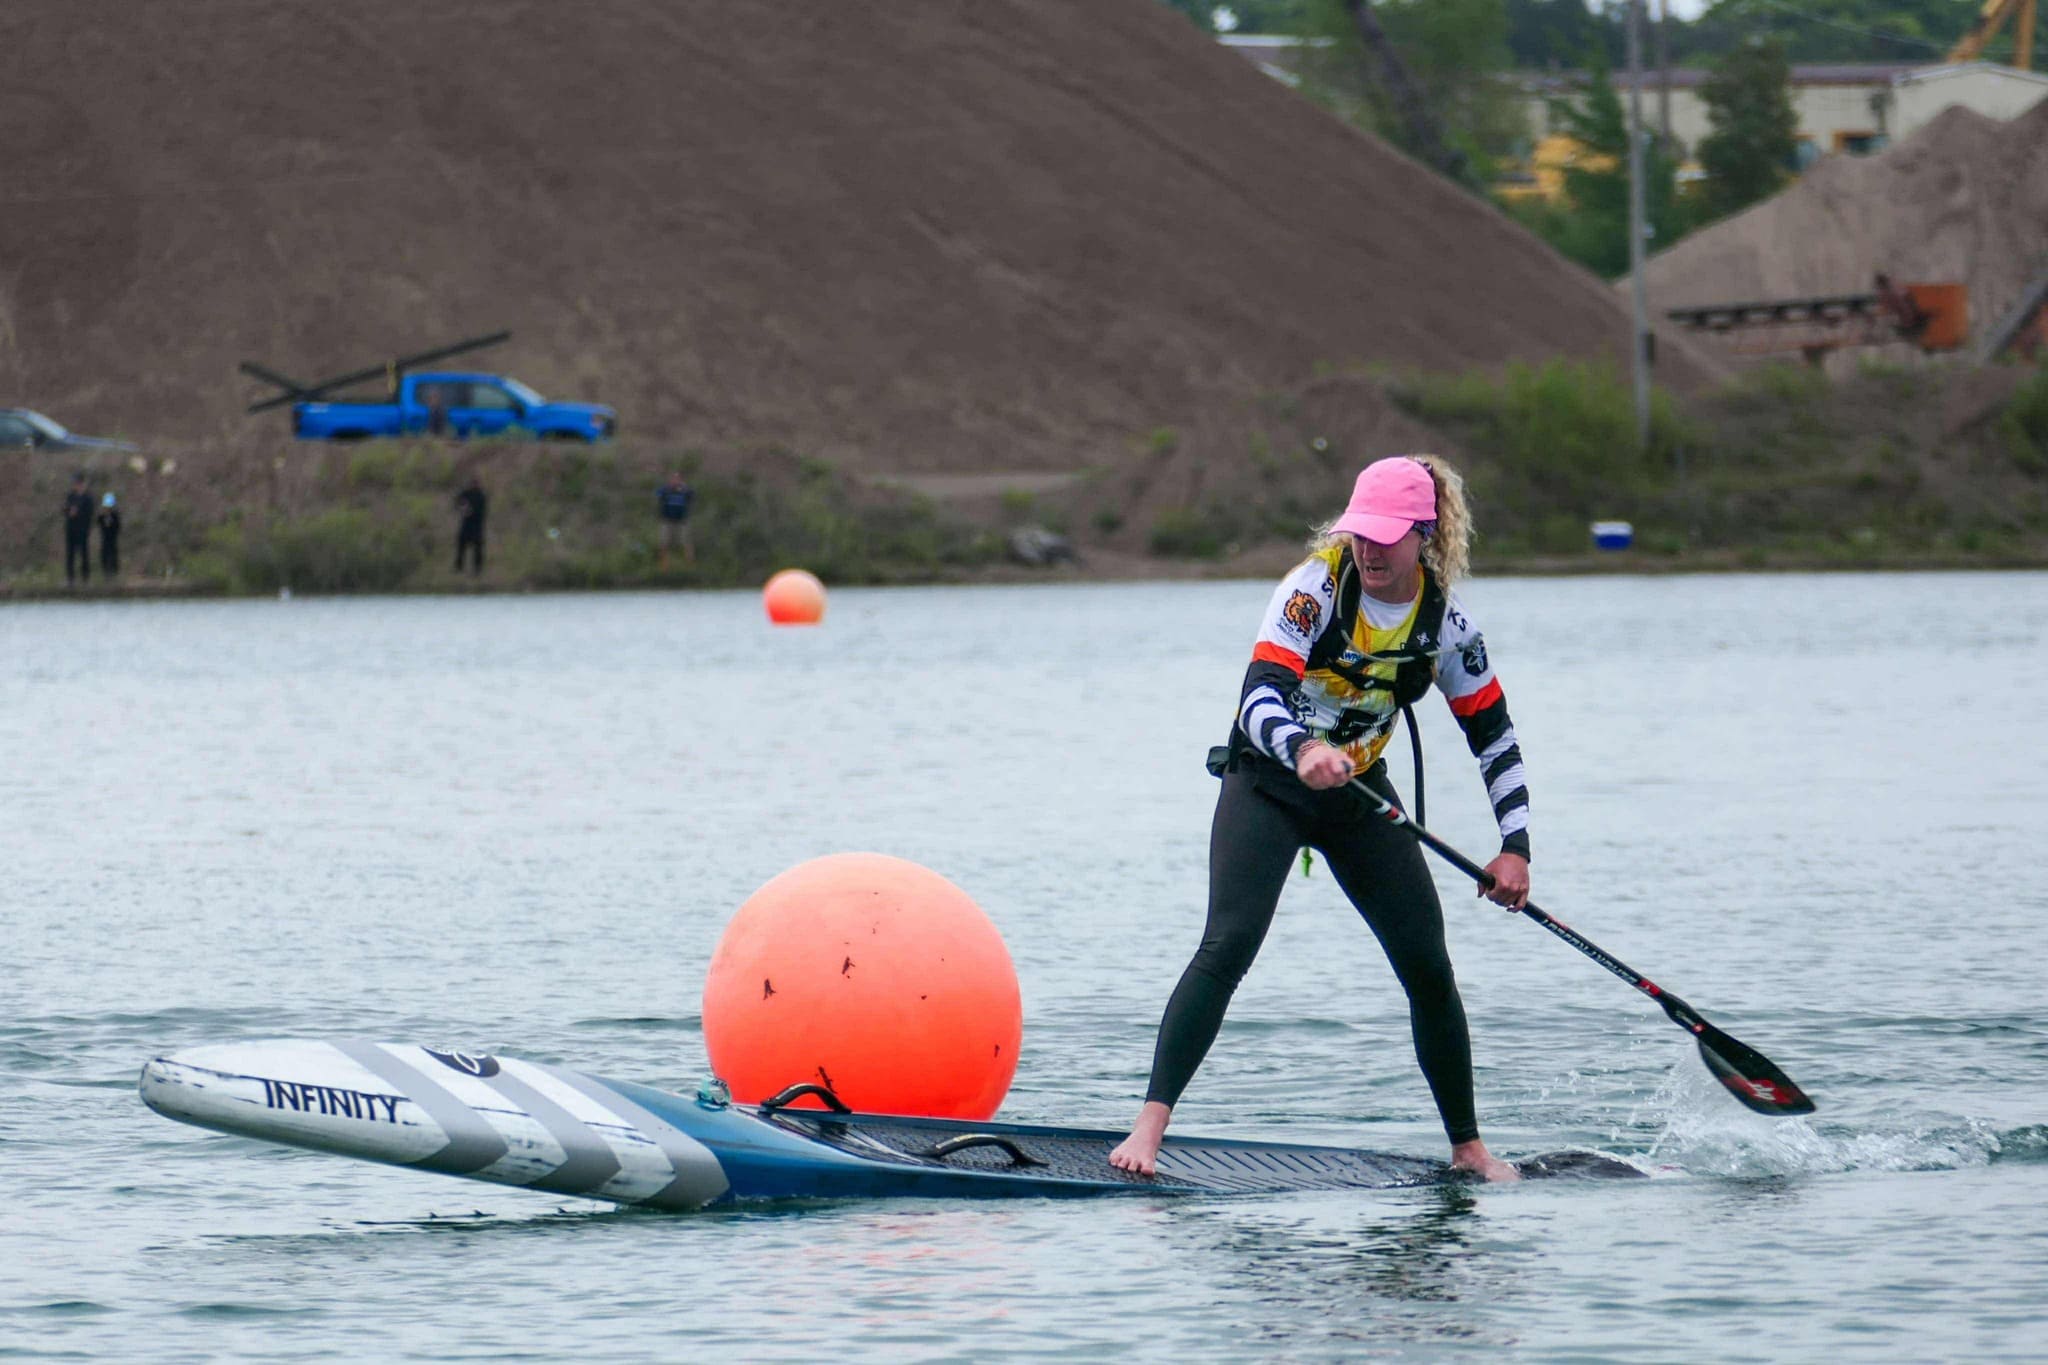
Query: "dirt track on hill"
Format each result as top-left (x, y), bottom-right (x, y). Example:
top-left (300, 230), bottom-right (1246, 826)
top-left (1, 0), bottom-right (1721, 494)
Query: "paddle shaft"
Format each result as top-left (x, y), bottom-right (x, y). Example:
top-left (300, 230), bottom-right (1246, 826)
top-left (1347, 779), bottom-right (1712, 1036)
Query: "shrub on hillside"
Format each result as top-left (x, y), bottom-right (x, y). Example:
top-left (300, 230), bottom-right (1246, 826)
top-left (2000, 366), bottom-right (2048, 475)
top-left (345, 442), bottom-right (456, 492)
top-left (1149, 506), bottom-right (1225, 558)
top-left (684, 461), bottom-right (993, 583)
top-left (189, 502), bottom-right (437, 592)
top-left (1389, 360), bottom-right (1690, 508)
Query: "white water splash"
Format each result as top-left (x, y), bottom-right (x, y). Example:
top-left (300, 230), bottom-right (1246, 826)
top-left (1637, 1052), bottom-right (2003, 1177)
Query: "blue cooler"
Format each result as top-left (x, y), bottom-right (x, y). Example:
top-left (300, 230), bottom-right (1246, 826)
top-left (1590, 520), bottom-right (1634, 551)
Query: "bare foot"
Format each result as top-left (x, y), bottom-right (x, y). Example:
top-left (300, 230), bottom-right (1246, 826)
top-left (1108, 1101), bottom-right (1171, 1176)
top-left (1450, 1138), bottom-right (1522, 1183)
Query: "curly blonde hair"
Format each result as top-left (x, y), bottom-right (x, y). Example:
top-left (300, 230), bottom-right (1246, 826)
top-left (1311, 454), bottom-right (1474, 589)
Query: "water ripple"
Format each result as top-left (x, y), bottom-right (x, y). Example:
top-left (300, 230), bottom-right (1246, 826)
top-left (7, 577), bottom-right (2048, 1362)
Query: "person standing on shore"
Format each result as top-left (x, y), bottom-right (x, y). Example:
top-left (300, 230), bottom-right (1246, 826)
top-left (1109, 454), bottom-right (1532, 1184)
top-left (97, 492), bottom-right (122, 577)
top-left (62, 474), bottom-right (94, 585)
top-left (657, 471), bottom-right (695, 570)
top-left (453, 474), bottom-right (487, 575)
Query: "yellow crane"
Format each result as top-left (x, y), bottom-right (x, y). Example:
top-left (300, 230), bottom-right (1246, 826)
top-left (1948, 0), bottom-right (2036, 68)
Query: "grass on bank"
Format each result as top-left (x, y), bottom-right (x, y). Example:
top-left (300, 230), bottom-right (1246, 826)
top-left (1384, 358), bottom-right (2048, 564)
top-left (8, 361), bottom-right (2045, 592)
top-left (211, 449), bottom-right (993, 594)
top-left (1385, 360), bottom-right (1695, 557)
top-left (1110, 355), bottom-right (2048, 566)
top-left (4, 439), bottom-right (999, 595)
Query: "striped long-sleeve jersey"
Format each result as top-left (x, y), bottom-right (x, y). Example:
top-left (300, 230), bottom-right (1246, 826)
top-left (1232, 544), bottom-right (1531, 860)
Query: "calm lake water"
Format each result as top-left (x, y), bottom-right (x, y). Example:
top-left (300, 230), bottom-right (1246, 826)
top-left (4, 572), bottom-right (2046, 1362)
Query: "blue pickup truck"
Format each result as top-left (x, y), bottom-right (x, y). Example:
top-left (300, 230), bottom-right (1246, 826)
top-left (292, 373), bottom-right (616, 442)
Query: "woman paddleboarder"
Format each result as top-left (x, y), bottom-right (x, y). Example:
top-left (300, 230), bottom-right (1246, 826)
top-left (1110, 455), bottom-right (1531, 1182)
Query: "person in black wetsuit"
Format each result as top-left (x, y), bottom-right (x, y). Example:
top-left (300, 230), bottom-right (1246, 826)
top-left (62, 475), bottom-right (93, 585)
top-left (1110, 455), bottom-right (1532, 1183)
top-left (656, 471), bottom-right (695, 570)
top-left (97, 492), bottom-right (122, 577)
top-left (453, 474), bottom-right (486, 574)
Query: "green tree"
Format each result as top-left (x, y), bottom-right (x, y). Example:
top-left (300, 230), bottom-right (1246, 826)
top-left (1504, 56), bottom-right (1685, 279)
top-left (1681, 0), bottom-right (1964, 64)
top-left (1695, 36), bottom-right (1798, 222)
top-left (1292, 0), bottom-right (1529, 185)
top-left (1504, 0), bottom-right (1621, 68)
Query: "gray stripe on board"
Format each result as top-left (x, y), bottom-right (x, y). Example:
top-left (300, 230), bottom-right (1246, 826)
top-left (539, 1065), bottom-right (730, 1209)
top-left (480, 1070), bottom-right (623, 1196)
top-left (334, 1041), bottom-right (509, 1175)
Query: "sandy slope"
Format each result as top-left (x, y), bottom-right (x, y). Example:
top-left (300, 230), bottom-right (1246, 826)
top-left (1, 0), bottom-right (1718, 481)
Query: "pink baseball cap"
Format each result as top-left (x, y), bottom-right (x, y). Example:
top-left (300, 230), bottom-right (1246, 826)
top-left (1331, 457), bottom-right (1437, 545)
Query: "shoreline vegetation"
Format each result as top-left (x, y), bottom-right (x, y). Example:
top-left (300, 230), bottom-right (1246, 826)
top-left (6, 359), bottom-right (2045, 601)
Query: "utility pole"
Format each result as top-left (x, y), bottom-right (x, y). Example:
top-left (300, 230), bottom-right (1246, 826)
top-left (1655, 0), bottom-right (1673, 147)
top-left (1626, 0), bottom-right (1652, 451)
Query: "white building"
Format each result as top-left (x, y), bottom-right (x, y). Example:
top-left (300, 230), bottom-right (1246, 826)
top-left (1889, 61), bottom-right (2048, 136)
top-left (1517, 61), bottom-right (2048, 162)
top-left (1216, 37), bottom-right (2048, 164)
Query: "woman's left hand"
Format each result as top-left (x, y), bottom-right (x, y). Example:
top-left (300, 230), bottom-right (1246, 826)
top-left (1478, 853), bottom-right (1529, 910)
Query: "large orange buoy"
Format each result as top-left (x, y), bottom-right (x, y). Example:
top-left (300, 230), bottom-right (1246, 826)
top-left (762, 568), bottom-right (826, 625)
top-left (702, 853), bottom-right (1022, 1118)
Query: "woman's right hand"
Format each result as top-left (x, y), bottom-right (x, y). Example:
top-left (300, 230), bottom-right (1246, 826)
top-left (1295, 740), bottom-right (1354, 790)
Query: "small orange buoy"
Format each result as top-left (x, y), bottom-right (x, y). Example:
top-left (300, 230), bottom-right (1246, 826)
top-left (702, 853), bottom-right (1023, 1118)
top-left (762, 568), bottom-right (826, 625)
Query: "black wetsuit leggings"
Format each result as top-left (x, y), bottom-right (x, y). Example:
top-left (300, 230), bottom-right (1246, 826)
top-left (1142, 760), bottom-right (1480, 1145)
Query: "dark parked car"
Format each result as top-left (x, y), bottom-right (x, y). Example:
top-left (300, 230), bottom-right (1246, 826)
top-left (0, 408), bottom-right (137, 453)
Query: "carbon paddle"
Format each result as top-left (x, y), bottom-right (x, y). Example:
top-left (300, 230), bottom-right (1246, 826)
top-left (1346, 778), bottom-right (1816, 1117)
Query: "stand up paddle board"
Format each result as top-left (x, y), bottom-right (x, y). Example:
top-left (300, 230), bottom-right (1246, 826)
top-left (139, 1040), bottom-right (1641, 1209)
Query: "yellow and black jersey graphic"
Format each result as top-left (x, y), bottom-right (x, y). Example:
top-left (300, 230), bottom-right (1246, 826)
top-left (1234, 546), bottom-right (1530, 857)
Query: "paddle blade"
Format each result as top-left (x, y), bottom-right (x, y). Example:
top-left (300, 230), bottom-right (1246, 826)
top-left (1693, 1024), bottom-right (1816, 1116)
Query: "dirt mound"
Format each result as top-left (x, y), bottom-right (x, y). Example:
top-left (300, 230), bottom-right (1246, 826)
top-left (0, 0), bottom-right (1724, 487)
top-left (1635, 100), bottom-right (2048, 340)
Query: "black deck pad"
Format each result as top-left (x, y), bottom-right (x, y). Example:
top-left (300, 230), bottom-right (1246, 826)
top-left (758, 1110), bottom-right (1643, 1191)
